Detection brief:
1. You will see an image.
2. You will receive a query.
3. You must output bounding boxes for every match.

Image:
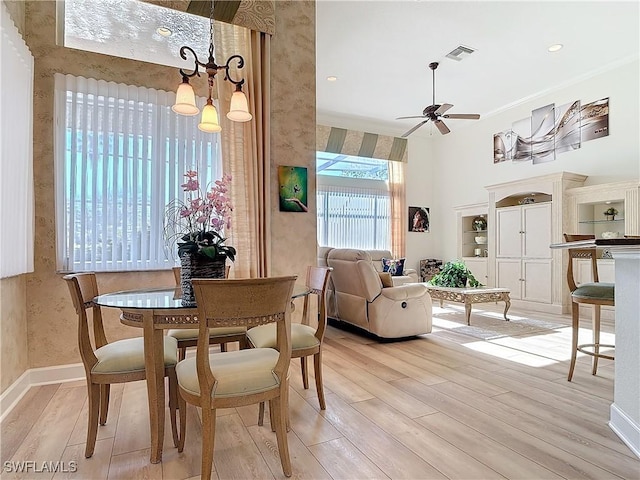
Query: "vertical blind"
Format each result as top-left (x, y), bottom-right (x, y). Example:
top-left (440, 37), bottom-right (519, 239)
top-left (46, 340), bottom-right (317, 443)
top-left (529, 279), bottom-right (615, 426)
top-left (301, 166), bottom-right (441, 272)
top-left (0, 3), bottom-right (34, 279)
top-left (317, 181), bottom-right (390, 250)
top-left (54, 74), bottom-right (222, 272)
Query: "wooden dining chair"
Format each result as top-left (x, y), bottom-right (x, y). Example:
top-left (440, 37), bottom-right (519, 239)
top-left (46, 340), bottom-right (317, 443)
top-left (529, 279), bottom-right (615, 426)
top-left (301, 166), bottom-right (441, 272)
top-left (63, 273), bottom-right (181, 457)
top-left (168, 265), bottom-right (246, 360)
top-left (247, 266), bottom-right (332, 425)
top-left (175, 276), bottom-right (297, 479)
top-left (563, 234), bottom-right (615, 381)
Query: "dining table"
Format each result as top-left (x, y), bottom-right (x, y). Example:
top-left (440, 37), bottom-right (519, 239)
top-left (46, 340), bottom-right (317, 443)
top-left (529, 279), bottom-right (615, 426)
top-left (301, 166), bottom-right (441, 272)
top-left (94, 283), bottom-right (311, 464)
top-left (550, 237), bottom-right (640, 458)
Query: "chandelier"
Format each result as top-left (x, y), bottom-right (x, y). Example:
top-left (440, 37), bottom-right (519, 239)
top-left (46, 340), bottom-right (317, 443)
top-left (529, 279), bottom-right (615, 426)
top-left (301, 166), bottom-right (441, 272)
top-left (171, 1), bottom-right (252, 132)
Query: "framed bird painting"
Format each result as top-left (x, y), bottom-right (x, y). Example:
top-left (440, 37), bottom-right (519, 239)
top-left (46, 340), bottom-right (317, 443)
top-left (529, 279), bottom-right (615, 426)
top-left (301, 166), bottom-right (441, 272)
top-left (278, 166), bottom-right (308, 212)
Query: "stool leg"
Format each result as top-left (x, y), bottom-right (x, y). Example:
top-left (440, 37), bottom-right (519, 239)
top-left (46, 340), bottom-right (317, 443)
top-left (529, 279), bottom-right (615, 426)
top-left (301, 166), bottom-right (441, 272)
top-left (592, 305), bottom-right (601, 376)
top-left (568, 301), bottom-right (580, 382)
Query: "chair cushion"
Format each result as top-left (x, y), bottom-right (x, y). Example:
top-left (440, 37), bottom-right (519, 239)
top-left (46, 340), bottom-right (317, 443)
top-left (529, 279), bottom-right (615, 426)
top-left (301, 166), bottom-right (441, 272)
top-left (573, 282), bottom-right (615, 301)
top-left (247, 323), bottom-right (319, 350)
top-left (92, 336), bottom-right (178, 374)
top-left (378, 272), bottom-right (394, 288)
top-left (167, 326), bottom-right (246, 341)
top-left (176, 348), bottom-right (280, 398)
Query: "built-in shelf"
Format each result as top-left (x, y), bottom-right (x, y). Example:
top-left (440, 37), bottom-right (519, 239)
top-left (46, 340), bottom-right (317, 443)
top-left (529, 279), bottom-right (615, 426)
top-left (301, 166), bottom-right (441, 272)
top-left (579, 219), bottom-right (625, 224)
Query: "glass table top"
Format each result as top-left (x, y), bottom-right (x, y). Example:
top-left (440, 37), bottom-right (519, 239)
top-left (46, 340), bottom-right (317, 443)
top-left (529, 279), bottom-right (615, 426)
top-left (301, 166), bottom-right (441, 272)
top-left (94, 284), bottom-right (310, 310)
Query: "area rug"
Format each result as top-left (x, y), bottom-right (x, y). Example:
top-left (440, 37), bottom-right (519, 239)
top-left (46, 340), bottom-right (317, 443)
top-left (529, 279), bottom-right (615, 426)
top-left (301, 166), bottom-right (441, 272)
top-left (431, 305), bottom-right (567, 341)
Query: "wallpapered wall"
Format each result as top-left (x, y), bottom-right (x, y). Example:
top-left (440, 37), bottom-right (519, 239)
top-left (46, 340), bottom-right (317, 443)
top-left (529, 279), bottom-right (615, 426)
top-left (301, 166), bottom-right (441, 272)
top-left (0, 0), bottom-right (316, 392)
top-left (1, 0), bottom-right (29, 392)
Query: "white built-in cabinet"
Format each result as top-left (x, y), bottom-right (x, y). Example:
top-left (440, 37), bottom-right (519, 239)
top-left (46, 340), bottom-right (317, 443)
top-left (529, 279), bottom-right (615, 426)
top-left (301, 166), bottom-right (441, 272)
top-left (454, 203), bottom-right (489, 284)
top-left (485, 172), bottom-right (588, 314)
top-left (495, 203), bottom-right (552, 303)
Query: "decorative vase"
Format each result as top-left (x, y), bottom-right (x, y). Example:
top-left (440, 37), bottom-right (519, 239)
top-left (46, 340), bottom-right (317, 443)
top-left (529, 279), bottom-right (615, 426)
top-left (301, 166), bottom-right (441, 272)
top-left (472, 215), bottom-right (487, 232)
top-left (179, 253), bottom-right (226, 306)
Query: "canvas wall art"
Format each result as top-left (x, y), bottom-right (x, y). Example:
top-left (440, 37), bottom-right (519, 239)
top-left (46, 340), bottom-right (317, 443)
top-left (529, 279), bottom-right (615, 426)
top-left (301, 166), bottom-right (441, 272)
top-left (554, 100), bottom-right (581, 155)
top-left (278, 166), bottom-right (308, 212)
top-left (493, 97), bottom-right (608, 164)
top-left (409, 206), bottom-right (430, 232)
top-left (580, 97), bottom-right (609, 141)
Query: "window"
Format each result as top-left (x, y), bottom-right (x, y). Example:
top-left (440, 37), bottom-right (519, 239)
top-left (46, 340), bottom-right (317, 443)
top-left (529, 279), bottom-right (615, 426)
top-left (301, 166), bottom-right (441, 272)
top-left (54, 74), bottom-right (222, 272)
top-left (316, 152), bottom-right (390, 250)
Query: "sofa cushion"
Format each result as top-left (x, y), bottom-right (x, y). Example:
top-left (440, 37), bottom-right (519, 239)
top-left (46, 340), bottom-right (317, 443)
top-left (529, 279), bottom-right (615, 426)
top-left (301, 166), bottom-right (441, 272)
top-left (382, 257), bottom-right (406, 276)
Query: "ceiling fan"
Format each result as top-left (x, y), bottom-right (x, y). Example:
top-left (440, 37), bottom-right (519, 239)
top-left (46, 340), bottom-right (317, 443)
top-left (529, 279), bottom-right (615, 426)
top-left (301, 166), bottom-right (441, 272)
top-left (397, 62), bottom-right (480, 137)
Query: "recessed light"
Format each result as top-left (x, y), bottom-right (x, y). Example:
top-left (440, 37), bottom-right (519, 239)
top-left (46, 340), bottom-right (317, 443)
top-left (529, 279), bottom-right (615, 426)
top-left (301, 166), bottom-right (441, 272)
top-left (327, 76), bottom-right (337, 82)
top-left (547, 43), bottom-right (563, 52)
top-left (157, 26), bottom-right (172, 37)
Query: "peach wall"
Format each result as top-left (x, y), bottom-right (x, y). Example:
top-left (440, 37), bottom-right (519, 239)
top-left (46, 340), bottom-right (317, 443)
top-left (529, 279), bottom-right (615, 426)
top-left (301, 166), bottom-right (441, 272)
top-left (4, 0), bottom-right (317, 376)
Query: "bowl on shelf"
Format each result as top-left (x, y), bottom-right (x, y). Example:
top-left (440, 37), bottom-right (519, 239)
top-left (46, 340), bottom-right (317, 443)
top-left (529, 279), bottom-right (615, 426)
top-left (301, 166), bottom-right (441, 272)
top-left (475, 236), bottom-right (487, 244)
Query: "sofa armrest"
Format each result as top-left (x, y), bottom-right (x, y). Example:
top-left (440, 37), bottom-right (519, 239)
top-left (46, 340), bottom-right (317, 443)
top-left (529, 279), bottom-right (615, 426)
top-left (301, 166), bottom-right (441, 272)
top-left (379, 283), bottom-right (428, 301)
top-left (403, 268), bottom-right (419, 283)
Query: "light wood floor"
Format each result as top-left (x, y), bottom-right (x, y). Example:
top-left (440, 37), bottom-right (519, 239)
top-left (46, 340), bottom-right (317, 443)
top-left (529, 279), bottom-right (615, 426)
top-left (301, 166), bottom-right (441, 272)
top-left (2, 305), bottom-right (638, 480)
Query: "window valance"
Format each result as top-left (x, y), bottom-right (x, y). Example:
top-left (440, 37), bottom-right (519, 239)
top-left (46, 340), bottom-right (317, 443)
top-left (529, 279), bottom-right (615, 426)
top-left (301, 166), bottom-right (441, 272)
top-left (316, 125), bottom-right (408, 163)
top-left (143, 0), bottom-right (275, 35)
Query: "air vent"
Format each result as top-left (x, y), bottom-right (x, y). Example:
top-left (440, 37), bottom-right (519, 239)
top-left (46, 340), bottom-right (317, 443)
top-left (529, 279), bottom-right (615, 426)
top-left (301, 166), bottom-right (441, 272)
top-left (445, 45), bottom-right (476, 61)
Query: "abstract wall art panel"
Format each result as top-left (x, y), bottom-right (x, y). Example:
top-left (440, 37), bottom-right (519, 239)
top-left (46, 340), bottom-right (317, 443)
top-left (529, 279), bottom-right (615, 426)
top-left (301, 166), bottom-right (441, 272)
top-left (554, 100), bottom-right (581, 154)
top-left (512, 117), bottom-right (532, 162)
top-left (493, 129), bottom-right (515, 163)
top-left (580, 97), bottom-right (609, 142)
top-left (493, 96), bottom-right (607, 165)
top-left (531, 103), bottom-right (556, 164)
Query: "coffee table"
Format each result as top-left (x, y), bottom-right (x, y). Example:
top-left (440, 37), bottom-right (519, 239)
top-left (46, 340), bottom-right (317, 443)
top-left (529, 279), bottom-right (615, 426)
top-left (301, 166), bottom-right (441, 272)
top-left (425, 285), bottom-right (511, 326)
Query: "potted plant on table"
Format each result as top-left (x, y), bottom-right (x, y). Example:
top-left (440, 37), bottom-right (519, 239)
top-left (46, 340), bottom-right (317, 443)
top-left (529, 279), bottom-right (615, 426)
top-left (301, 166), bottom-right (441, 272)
top-left (603, 207), bottom-right (618, 221)
top-left (428, 260), bottom-right (483, 288)
top-left (164, 170), bottom-right (235, 304)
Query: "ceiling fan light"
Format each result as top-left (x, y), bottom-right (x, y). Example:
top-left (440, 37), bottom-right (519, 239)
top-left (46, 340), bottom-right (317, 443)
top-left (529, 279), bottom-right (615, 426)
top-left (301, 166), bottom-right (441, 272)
top-left (172, 80), bottom-right (199, 116)
top-left (227, 90), bottom-right (253, 122)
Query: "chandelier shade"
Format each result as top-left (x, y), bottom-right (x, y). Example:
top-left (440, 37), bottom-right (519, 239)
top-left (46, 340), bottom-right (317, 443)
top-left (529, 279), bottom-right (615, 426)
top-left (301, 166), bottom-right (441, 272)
top-left (172, 80), bottom-right (199, 116)
top-left (198, 99), bottom-right (222, 133)
top-left (172, 1), bottom-right (252, 133)
top-left (227, 89), bottom-right (253, 122)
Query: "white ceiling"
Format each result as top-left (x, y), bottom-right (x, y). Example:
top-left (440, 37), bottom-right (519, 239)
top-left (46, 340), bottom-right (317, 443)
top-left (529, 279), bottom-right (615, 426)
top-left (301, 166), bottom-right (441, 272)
top-left (64, 1), bottom-right (640, 139)
top-left (316, 0), bottom-right (640, 137)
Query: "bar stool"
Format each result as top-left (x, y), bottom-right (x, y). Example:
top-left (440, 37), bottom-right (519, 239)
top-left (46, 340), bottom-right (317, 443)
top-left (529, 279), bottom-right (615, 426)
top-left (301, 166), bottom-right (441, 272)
top-left (564, 234), bottom-right (615, 381)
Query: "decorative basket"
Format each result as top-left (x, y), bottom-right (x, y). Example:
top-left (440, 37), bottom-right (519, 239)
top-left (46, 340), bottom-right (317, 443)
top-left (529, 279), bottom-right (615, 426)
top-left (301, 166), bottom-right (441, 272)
top-left (179, 253), bottom-right (226, 305)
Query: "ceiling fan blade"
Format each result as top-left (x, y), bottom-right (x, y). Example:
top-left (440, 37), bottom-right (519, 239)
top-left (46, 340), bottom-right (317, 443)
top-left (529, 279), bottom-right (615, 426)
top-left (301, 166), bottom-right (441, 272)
top-left (396, 115), bottom-right (427, 120)
top-left (443, 113), bottom-right (481, 120)
top-left (401, 120), bottom-right (430, 138)
top-left (434, 103), bottom-right (453, 115)
top-left (434, 119), bottom-right (450, 135)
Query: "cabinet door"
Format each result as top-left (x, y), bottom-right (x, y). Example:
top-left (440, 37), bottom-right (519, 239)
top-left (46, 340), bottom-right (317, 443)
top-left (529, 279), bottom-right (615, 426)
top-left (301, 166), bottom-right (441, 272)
top-left (523, 203), bottom-right (552, 259)
top-left (522, 259), bottom-right (552, 303)
top-left (576, 259), bottom-right (615, 284)
top-left (496, 258), bottom-right (522, 299)
top-left (464, 259), bottom-right (488, 285)
top-left (496, 207), bottom-right (522, 258)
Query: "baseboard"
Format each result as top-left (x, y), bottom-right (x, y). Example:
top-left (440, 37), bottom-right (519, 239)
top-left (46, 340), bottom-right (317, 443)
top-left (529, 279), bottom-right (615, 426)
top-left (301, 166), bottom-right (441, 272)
top-left (508, 299), bottom-right (563, 315)
top-left (0, 363), bottom-right (84, 423)
top-left (609, 403), bottom-right (640, 459)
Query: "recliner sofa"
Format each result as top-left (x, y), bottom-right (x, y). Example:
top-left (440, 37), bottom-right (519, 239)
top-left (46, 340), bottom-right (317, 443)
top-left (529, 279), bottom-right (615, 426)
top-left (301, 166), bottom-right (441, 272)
top-left (317, 248), bottom-right (432, 339)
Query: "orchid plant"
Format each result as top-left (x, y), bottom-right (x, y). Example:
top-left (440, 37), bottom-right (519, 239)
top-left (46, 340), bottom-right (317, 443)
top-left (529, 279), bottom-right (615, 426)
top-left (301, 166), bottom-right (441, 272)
top-left (164, 171), bottom-right (236, 261)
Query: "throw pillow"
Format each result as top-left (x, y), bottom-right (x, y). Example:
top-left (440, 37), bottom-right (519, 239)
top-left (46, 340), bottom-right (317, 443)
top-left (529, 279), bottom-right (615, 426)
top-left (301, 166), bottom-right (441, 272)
top-left (378, 272), bottom-right (394, 288)
top-left (382, 257), bottom-right (405, 277)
